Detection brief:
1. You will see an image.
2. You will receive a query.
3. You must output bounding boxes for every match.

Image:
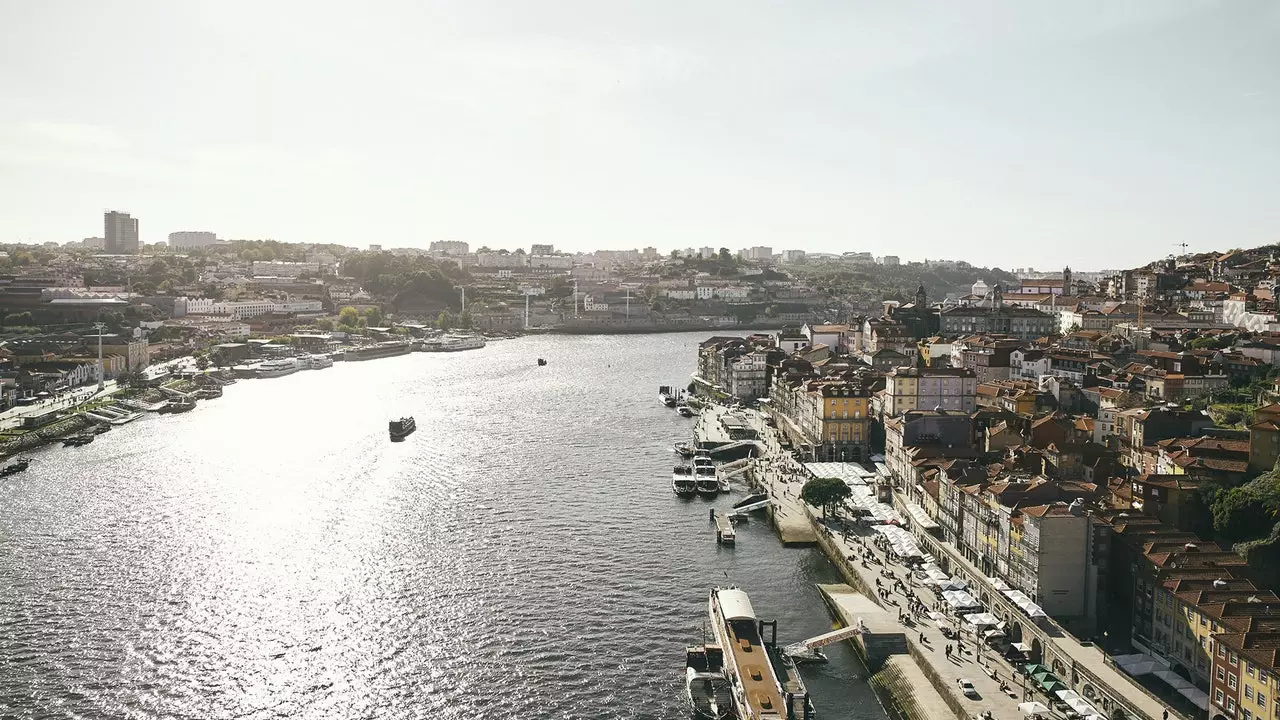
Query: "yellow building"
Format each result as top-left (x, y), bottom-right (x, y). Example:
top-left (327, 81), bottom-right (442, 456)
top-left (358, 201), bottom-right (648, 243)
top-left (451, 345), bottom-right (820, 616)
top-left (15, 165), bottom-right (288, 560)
top-left (799, 379), bottom-right (872, 461)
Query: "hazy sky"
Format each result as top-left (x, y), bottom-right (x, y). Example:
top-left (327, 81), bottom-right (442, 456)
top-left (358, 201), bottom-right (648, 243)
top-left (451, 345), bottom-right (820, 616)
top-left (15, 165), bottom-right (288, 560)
top-left (1, 1), bottom-right (1276, 269)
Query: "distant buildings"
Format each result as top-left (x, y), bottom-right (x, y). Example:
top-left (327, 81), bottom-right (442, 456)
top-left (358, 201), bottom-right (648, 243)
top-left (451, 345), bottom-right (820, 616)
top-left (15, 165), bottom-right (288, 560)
top-left (167, 231), bottom-right (217, 249)
top-left (529, 244), bottom-right (555, 256)
top-left (104, 211), bottom-right (139, 254)
top-left (429, 240), bottom-right (469, 255)
top-left (81, 237), bottom-right (105, 249)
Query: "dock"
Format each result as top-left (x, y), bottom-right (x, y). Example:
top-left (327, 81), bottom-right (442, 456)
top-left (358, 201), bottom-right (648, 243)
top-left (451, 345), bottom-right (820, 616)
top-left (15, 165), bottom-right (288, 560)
top-left (712, 510), bottom-right (736, 545)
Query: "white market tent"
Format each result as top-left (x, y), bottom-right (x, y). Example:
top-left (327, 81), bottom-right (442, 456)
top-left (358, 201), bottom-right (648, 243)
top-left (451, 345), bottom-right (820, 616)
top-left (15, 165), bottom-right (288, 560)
top-left (962, 612), bottom-right (1001, 628)
top-left (872, 525), bottom-right (923, 559)
top-left (1002, 589), bottom-right (1048, 618)
top-left (1017, 701), bottom-right (1050, 715)
top-left (803, 462), bottom-right (872, 485)
top-left (943, 589), bottom-right (982, 611)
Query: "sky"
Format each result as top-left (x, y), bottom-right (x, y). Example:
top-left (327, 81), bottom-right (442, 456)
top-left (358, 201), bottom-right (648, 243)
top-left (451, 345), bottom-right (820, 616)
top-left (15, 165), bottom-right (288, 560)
top-left (0, 1), bottom-right (1277, 270)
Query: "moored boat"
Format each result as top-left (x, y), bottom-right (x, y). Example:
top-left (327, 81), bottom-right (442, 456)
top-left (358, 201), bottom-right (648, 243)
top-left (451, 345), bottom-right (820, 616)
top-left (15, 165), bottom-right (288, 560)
top-left (256, 357), bottom-right (300, 378)
top-left (672, 461), bottom-right (698, 497)
top-left (694, 451), bottom-right (719, 497)
top-left (685, 644), bottom-right (733, 719)
top-left (659, 385), bottom-right (677, 407)
top-left (63, 434), bottom-right (95, 447)
top-left (346, 341), bottom-right (413, 361)
top-left (705, 587), bottom-right (814, 720)
top-left (157, 398), bottom-right (196, 414)
top-left (421, 334), bottom-right (486, 352)
top-left (673, 441), bottom-right (697, 458)
top-left (676, 404), bottom-right (696, 417)
top-left (389, 416), bottom-right (416, 441)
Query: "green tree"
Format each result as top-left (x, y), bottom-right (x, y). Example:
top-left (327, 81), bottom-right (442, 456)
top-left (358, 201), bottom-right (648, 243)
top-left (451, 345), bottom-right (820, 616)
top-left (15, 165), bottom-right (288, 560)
top-left (459, 309), bottom-right (472, 328)
top-left (338, 306), bottom-right (360, 327)
top-left (314, 318), bottom-right (334, 332)
top-left (1213, 486), bottom-right (1276, 544)
top-left (363, 306), bottom-right (384, 326)
top-left (194, 355), bottom-right (210, 371)
top-left (718, 248), bottom-right (732, 262)
top-left (800, 477), bottom-right (852, 518)
top-left (436, 311), bottom-right (452, 330)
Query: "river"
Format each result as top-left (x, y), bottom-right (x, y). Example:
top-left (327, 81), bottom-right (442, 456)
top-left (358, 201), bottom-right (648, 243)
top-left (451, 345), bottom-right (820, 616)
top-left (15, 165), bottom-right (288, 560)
top-left (0, 332), bottom-right (890, 720)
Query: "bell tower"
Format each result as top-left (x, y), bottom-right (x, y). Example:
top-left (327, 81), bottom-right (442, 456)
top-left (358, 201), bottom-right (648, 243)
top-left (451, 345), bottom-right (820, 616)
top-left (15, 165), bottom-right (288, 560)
top-left (1063, 266), bottom-right (1073, 295)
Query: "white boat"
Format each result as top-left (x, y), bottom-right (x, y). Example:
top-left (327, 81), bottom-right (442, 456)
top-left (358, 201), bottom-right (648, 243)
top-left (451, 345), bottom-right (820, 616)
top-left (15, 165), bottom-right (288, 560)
top-left (706, 587), bottom-right (813, 720)
top-left (694, 451), bottom-right (719, 497)
top-left (256, 358), bottom-right (300, 378)
top-left (676, 404), bottom-right (696, 417)
top-left (423, 333), bottom-right (486, 352)
top-left (304, 354), bottom-right (333, 369)
top-left (672, 461), bottom-right (698, 497)
top-left (685, 645), bottom-right (734, 719)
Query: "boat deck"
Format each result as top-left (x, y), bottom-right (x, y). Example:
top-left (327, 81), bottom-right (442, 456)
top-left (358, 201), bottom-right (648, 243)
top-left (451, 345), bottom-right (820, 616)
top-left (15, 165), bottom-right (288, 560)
top-left (724, 618), bottom-right (786, 718)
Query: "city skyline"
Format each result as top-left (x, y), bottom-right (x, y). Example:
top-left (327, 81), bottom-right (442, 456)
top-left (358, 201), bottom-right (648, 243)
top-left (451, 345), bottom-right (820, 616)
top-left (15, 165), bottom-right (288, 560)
top-left (1, 1), bottom-right (1276, 268)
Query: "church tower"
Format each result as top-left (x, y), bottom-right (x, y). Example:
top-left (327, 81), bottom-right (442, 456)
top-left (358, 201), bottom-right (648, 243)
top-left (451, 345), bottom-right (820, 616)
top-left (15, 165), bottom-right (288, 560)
top-left (992, 283), bottom-right (1004, 310)
top-left (915, 283), bottom-right (927, 308)
top-left (1063, 266), bottom-right (1073, 296)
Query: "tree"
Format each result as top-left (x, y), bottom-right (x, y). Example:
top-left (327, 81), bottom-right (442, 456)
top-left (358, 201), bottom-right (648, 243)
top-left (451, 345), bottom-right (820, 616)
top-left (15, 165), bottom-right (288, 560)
top-left (718, 248), bottom-right (732, 262)
top-left (1213, 486), bottom-right (1276, 544)
top-left (459, 309), bottom-right (472, 328)
top-left (436, 311), bottom-right (452, 330)
top-left (194, 355), bottom-right (210, 371)
top-left (338, 306), bottom-right (360, 327)
top-left (363, 306), bottom-right (384, 327)
top-left (800, 477), bottom-right (852, 518)
top-left (314, 318), bottom-right (334, 332)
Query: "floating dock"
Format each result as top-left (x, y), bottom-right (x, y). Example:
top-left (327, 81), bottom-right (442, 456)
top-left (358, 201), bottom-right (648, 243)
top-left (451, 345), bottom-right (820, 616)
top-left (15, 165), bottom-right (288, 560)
top-left (712, 510), bottom-right (736, 545)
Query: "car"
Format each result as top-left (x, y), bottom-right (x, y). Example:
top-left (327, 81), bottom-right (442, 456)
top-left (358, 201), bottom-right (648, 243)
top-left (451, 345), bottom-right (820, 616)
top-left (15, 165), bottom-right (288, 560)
top-left (957, 678), bottom-right (979, 698)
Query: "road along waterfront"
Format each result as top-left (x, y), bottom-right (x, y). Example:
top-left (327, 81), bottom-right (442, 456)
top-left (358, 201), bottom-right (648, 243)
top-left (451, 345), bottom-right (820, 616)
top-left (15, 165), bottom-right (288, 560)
top-left (0, 332), bottom-right (889, 720)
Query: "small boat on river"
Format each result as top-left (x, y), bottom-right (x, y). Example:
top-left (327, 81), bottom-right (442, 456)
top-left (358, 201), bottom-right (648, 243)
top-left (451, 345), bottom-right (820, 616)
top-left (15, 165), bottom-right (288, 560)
top-left (672, 461), bottom-right (698, 497)
top-left (63, 434), bottom-right (95, 447)
top-left (1, 459), bottom-right (30, 476)
top-left (694, 451), bottom-right (719, 497)
top-left (389, 416), bottom-right (416, 441)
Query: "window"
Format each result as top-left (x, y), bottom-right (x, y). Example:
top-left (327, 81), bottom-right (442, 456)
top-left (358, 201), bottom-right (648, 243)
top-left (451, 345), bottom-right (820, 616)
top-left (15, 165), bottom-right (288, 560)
top-left (1220, 667), bottom-right (1227, 681)
top-left (1227, 698), bottom-right (1236, 712)
top-left (1247, 686), bottom-right (1254, 700)
top-left (1257, 690), bottom-right (1266, 706)
top-left (1216, 689), bottom-right (1225, 705)
top-left (1221, 644), bottom-right (1228, 658)
top-left (1231, 673), bottom-right (1238, 690)
top-left (1249, 662), bottom-right (1256, 677)
top-left (1232, 652), bottom-right (1240, 667)
top-left (1242, 709), bottom-right (1252, 720)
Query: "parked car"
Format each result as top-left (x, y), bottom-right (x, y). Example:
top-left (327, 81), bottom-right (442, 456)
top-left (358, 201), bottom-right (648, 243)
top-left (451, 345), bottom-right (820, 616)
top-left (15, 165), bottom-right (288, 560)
top-left (957, 678), bottom-right (979, 698)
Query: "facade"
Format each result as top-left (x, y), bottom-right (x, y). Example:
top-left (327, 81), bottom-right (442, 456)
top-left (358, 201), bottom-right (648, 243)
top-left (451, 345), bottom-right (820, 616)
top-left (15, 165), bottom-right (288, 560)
top-left (167, 231), bottom-right (217, 249)
top-left (529, 244), bottom-right (554, 256)
top-left (429, 240), bottom-right (470, 255)
top-left (250, 261), bottom-right (321, 278)
top-left (940, 285), bottom-right (1057, 339)
top-left (104, 211), bottom-right (139, 254)
top-left (884, 366), bottom-right (978, 416)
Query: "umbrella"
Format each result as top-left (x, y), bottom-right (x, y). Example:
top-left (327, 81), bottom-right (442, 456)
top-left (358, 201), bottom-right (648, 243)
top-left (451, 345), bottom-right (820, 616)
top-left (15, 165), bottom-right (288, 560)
top-left (1039, 680), bottom-right (1067, 694)
top-left (1018, 701), bottom-right (1050, 715)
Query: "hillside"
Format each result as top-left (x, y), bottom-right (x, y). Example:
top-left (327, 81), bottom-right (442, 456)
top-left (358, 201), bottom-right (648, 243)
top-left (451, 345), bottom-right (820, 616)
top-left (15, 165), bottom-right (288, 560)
top-left (788, 260), bottom-right (1019, 312)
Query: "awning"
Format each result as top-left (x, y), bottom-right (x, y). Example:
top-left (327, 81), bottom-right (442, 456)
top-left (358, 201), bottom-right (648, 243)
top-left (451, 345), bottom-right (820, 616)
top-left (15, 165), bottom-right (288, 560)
top-left (1178, 686), bottom-right (1210, 711)
top-left (963, 612), bottom-right (1000, 628)
top-left (1018, 701), bottom-right (1050, 715)
top-left (1002, 588), bottom-right (1048, 618)
top-left (942, 589), bottom-right (981, 610)
top-left (902, 500), bottom-right (940, 530)
top-left (1011, 642), bottom-right (1032, 653)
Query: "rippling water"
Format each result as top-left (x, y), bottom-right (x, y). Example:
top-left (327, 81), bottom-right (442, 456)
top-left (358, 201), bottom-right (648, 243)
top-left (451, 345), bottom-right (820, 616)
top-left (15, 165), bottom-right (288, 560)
top-left (0, 333), bottom-right (889, 719)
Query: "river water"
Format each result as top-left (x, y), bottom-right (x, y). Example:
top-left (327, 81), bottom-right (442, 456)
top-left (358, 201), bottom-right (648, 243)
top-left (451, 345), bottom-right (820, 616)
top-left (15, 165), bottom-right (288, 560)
top-left (0, 332), bottom-right (890, 720)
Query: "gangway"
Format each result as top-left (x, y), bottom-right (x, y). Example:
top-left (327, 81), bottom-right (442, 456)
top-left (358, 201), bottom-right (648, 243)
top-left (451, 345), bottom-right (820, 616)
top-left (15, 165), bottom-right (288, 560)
top-left (718, 457), bottom-right (751, 473)
top-left (705, 440), bottom-right (761, 458)
top-left (781, 625), bottom-right (864, 662)
top-left (726, 498), bottom-right (774, 518)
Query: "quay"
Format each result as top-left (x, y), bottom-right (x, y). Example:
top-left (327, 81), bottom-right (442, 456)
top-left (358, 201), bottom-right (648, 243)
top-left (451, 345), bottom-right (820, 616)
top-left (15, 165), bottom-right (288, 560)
top-left (721, 404), bottom-right (1177, 720)
top-left (695, 403), bottom-right (815, 544)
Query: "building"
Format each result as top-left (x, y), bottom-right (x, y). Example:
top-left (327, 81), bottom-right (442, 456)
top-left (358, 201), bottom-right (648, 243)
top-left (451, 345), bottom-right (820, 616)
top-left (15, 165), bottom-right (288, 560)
top-left (81, 237), bottom-right (105, 249)
top-left (428, 240), bottom-right (469, 255)
top-left (884, 366), bottom-right (978, 416)
top-left (104, 211), bottom-right (139, 254)
top-left (880, 255), bottom-right (901, 266)
top-left (250, 261), bottom-right (321, 278)
top-left (939, 285), bottom-right (1058, 339)
top-left (529, 244), bottom-right (554, 256)
top-left (167, 231), bottom-right (217, 249)
top-left (802, 324), bottom-right (848, 352)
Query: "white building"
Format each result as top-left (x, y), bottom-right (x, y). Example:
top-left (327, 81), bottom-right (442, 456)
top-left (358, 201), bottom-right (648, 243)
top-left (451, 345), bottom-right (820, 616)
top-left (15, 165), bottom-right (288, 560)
top-left (781, 249), bottom-right (806, 264)
top-left (695, 286), bottom-right (714, 300)
top-left (699, 247), bottom-right (716, 259)
top-left (663, 289), bottom-right (696, 300)
top-left (529, 255), bottom-right (573, 269)
top-left (251, 261), bottom-right (321, 278)
top-left (477, 252), bottom-right (529, 268)
top-left (429, 240), bottom-right (469, 255)
top-left (168, 231), bottom-right (217, 249)
top-left (713, 286), bottom-right (750, 300)
top-left (187, 298), bottom-right (324, 320)
top-left (880, 255), bottom-right (901, 266)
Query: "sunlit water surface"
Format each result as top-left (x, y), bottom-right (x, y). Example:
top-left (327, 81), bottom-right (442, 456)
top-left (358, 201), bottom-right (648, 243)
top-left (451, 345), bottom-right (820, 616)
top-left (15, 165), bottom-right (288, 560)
top-left (1, 333), bottom-right (889, 719)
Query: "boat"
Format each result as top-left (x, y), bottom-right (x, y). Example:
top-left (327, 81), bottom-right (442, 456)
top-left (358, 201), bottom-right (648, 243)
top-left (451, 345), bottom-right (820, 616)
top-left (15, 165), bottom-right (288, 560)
top-left (157, 398), bottom-right (196, 414)
top-left (694, 451), bottom-right (719, 497)
top-left (659, 385), bottom-right (677, 407)
top-left (703, 587), bottom-right (814, 720)
top-left (672, 461), bottom-right (698, 497)
top-left (674, 441), bottom-right (697, 458)
top-left (389, 416), bottom-right (416, 441)
top-left (677, 404), bottom-right (696, 417)
top-left (685, 644), bottom-right (734, 719)
top-left (62, 434), bottom-right (95, 447)
top-left (304, 354), bottom-right (334, 369)
top-left (0, 459), bottom-right (29, 476)
top-left (537, 358), bottom-right (547, 366)
top-left (194, 385), bottom-right (223, 400)
top-left (421, 334), bottom-right (486, 352)
top-left (256, 357), bottom-right (300, 378)
top-left (345, 341), bottom-right (413, 361)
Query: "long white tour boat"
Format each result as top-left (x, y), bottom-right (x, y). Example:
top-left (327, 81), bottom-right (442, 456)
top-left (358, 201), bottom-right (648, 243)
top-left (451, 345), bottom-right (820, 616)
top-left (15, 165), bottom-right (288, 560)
top-left (256, 357), bottom-right (301, 378)
top-left (687, 588), bottom-right (813, 720)
top-left (421, 333), bottom-right (486, 352)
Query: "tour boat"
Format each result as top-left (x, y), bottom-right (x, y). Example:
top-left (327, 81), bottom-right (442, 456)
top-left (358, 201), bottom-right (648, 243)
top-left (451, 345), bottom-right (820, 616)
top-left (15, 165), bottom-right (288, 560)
top-left (659, 385), bottom-right (677, 407)
top-left (422, 334), bottom-right (486, 352)
top-left (672, 461), bottom-right (698, 497)
top-left (673, 441), bottom-right (697, 458)
top-left (685, 644), bottom-right (734, 719)
top-left (700, 587), bottom-right (814, 720)
top-left (256, 357), bottom-right (301, 378)
top-left (345, 341), bottom-right (413, 361)
top-left (389, 416), bottom-right (416, 441)
top-left (304, 354), bottom-right (334, 369)
top-left (694, 452), bottom-right (720, 497)
top-left (676, 404), bottom-right (696, 417)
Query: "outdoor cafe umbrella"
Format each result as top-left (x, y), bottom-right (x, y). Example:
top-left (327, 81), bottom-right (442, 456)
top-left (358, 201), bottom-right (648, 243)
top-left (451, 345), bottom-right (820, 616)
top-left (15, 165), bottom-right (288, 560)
top-left (1017, 701), bottom-right (1051, 716)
